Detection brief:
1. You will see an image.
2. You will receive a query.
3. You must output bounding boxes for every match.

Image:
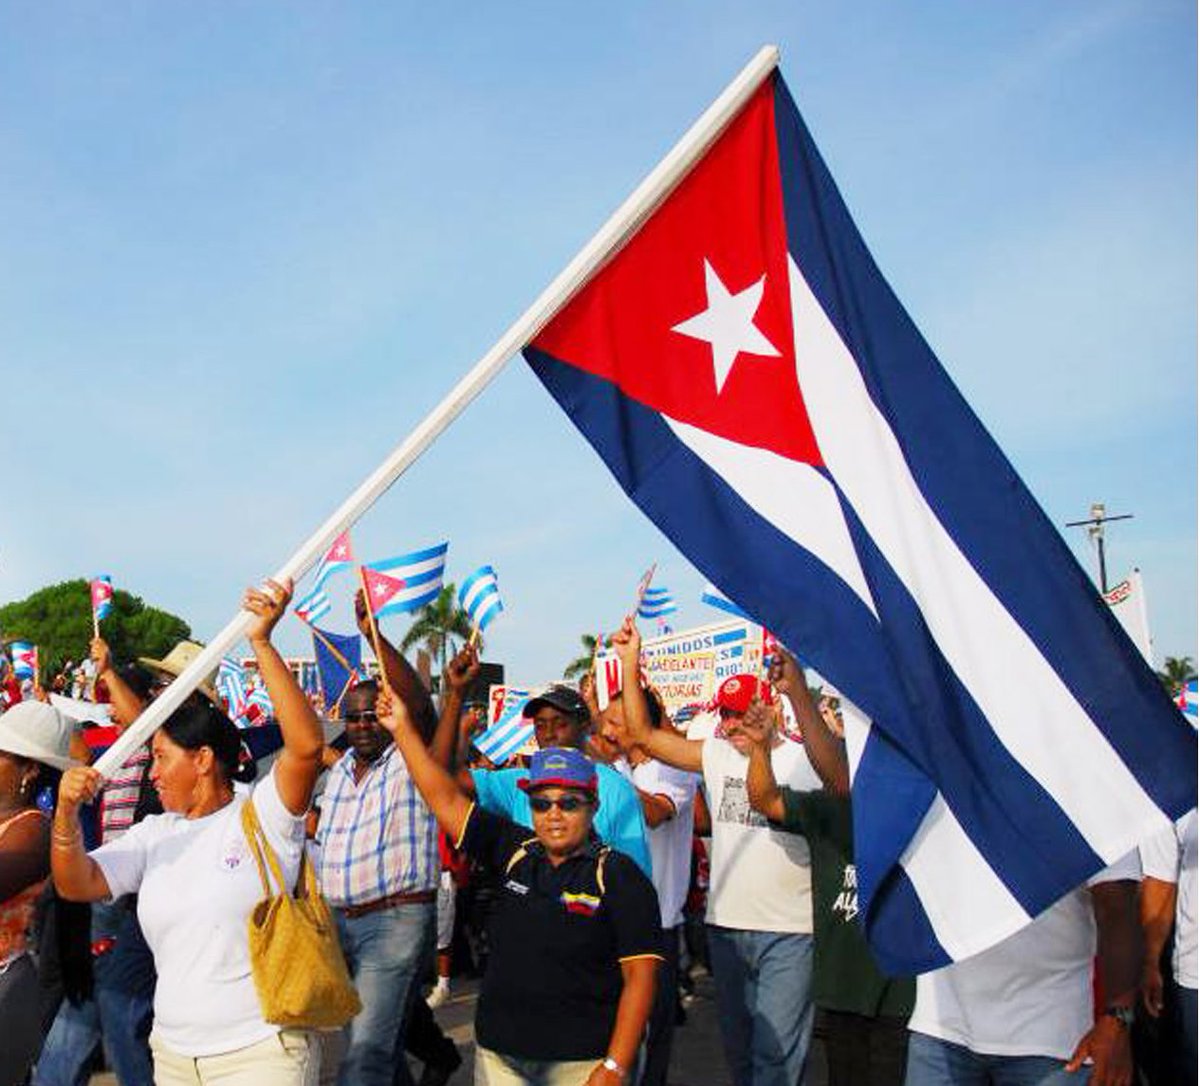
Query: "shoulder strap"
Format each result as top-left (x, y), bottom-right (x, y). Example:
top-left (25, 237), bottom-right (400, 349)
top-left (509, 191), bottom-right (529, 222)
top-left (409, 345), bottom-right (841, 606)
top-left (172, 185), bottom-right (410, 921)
top-left (240, 797), bottom-right (285, 898)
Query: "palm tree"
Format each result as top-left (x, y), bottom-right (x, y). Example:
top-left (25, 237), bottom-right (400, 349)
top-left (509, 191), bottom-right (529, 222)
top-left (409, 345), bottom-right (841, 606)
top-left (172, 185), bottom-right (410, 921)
top-left (399, 584), bottom-right (475, 680)
top-left (564, 633), bottom-right (601, 681)
top-left (1158, 655), bottom-right (1196, 696)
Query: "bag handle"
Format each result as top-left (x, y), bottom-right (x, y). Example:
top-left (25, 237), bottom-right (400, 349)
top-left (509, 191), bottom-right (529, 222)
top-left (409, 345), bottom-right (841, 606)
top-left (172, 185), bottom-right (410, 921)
top-left (241, 799), bottom-right (316, 901)
top-left (241, 798), bottom-right (287, 898)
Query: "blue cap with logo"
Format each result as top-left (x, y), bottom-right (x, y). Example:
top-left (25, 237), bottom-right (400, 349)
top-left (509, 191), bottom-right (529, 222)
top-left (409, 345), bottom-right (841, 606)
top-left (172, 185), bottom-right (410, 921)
top-left (517, 746), bottom-right (598, 794)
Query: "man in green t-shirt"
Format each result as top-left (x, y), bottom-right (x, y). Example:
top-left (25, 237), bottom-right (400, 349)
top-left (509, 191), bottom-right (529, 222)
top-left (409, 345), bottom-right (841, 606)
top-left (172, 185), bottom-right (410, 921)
top-left (743, 650), bottom-right (913, 1086)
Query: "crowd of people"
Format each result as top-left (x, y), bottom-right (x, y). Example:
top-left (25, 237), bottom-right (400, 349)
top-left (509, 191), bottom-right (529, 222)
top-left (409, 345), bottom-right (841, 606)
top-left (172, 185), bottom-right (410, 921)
top-left (0, 583), bottom-right (1195, 1086)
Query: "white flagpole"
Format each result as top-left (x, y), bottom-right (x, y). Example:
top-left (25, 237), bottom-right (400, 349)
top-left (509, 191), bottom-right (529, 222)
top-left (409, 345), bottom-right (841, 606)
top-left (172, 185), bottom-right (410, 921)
top-left (95, 44), bottom-right (781, 777)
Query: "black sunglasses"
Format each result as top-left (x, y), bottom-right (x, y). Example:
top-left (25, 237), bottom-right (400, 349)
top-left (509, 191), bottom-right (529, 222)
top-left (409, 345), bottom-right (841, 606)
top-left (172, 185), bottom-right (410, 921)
top-left (529, 795), bottom-right (592, 814)
top-left (344, 710), bottom-right (378, 723)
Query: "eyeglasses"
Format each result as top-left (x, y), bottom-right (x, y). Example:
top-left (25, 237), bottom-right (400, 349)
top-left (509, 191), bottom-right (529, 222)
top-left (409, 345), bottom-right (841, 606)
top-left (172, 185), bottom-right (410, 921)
top-left (344, 711), bottom-right (378, 723)
top-left (529, 795), bottom-right (592, 814)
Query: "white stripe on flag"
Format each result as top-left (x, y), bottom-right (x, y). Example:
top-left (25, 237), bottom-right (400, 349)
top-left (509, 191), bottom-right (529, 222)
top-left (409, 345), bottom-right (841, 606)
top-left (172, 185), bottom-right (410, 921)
top-left (665, 421), bottom-right (876, 615)
top-left (786, 255), bottom-right (1165, 859)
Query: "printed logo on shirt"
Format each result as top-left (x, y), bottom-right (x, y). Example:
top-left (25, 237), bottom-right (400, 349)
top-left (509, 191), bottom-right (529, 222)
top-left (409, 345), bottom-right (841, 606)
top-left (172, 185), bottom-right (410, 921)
top-left (715, 777), bottom-right (767, 828)
top-left (832, 863), bottom-right (858, 923)
top-left (220, 836), bottom-right (250, 871)
top-left (504, 879), bottom-right (529, 896)
top-left (560, 891), bottom-right (601, 917)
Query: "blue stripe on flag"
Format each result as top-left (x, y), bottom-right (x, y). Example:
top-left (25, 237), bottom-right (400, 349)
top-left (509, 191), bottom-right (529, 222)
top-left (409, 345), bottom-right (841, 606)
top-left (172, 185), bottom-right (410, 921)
top-left (368, 542), bottom-right (449, 571)
top-left (712, 629), bottom-right (745, 646)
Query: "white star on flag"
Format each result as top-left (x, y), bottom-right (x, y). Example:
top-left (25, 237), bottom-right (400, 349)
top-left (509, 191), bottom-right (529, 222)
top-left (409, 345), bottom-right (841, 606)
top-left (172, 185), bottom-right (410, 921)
top-left (671, 259), bottom-right (780, 393)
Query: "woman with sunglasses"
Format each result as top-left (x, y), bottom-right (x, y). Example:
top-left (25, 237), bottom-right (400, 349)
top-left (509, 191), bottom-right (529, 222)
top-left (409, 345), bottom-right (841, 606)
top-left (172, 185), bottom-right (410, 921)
top-left (375, 684), bottom-right (662, 1086)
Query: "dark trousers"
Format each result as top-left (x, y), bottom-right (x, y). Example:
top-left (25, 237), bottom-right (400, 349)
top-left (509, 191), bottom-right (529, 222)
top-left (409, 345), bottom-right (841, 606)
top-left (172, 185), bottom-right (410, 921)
top-left (641, 925), bottom-right (680, 1086)
top-left (820, 1009), bottom-right (908, 1086)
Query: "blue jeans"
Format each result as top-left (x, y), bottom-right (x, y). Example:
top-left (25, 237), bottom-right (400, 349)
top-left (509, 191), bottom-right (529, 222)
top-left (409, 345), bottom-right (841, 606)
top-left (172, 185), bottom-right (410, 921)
top-left (706, 926), bottom-right (814, 1086)
top-left (906, 1032), bottom-right (1077, 1086)
top-left (335, 901), bottom-right (433, 1086)
top-left (34, 901), bottom-right (155, 1086)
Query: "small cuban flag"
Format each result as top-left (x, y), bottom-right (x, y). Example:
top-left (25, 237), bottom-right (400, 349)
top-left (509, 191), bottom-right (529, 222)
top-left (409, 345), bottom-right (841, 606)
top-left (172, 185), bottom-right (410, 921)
top-left (459, 565), bottom-right (504, 633)
top-left (294, 587), bottom-right (332, 625)
top-left (363, 543), bottom-right (449, 617)
top-left (1180, 679), bottom-right (1198, 726)
top-left (313, 530), bottom-right (355, 591)
top-left (637, 586), bottom-right (677, 620)
top-left (10, 642), bottom-right (37, 681)
top-left (91, 575), bottom-right (114, 623)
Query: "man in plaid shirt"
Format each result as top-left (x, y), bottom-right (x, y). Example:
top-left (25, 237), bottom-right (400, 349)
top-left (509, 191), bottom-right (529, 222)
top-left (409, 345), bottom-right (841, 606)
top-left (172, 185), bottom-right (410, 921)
top-left (316, 602), bottom-right (440, 1086)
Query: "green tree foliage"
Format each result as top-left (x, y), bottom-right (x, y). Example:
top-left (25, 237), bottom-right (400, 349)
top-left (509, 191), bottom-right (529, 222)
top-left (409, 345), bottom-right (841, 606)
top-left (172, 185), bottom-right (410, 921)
top-left (1158, 655), bottom-right (1196, 696)
top-left (564, 633), bottom-right (601, 680)
top-left (398, 584), bottom-right (474, 679)
top-left (0, 580), bottom-right (191, 679)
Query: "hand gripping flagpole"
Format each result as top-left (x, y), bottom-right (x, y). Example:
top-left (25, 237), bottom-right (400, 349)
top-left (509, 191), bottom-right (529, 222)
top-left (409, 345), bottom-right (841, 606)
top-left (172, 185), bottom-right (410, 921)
top-left (94, 44), bottom-right (781, 778)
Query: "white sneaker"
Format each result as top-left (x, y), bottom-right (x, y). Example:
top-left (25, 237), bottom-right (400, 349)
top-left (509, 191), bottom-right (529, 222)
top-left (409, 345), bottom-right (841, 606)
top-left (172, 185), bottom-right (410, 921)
top-left (426, 982), bottom-right (451, 1009)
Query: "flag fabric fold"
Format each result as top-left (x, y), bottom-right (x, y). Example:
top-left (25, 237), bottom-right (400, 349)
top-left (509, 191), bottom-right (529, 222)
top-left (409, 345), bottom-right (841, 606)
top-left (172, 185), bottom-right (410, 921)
top-left (10, 642), bottom-right (37, 681)
top-left (217, 656), bottom-right (249, 719)
top-left (312, 627), bottom-right (362, 707)
top-left (522, 70), bottom-right (1196, 973)
top-left (701, 582), bottom-right (751, 620)
top-left (364, 543), bottom-right (448, 617)
top-left (459, 565), bottom-right (504, 632)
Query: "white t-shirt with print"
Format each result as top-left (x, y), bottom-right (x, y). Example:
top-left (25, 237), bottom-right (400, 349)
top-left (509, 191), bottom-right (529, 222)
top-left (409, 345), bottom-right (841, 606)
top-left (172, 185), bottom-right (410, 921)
top-left (1140, 809), bottom-right (1197, 989)
top-left (702, 737), bottom-right (820, 933)
top-left (909, 852), bottom-right (1141, 1060)
top-left (628, 759), bottom-right (698, 929)
top-left (92, 765), bottom-right (306, 1057)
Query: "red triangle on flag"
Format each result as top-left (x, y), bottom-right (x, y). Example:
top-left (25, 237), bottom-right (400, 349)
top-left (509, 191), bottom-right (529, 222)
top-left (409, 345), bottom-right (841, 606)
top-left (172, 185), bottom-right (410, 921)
top-left (362, 567), bottom-right (408, 615)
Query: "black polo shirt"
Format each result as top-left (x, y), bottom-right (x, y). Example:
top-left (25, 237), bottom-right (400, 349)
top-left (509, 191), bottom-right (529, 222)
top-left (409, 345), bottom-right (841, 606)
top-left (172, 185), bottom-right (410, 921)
top-left (459, 803), bottom-right (663, 1061)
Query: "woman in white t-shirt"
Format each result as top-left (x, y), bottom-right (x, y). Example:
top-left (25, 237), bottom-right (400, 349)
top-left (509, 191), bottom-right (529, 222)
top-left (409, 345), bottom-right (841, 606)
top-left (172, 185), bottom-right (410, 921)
top-left (50, 579), bottom-right (326, 1086)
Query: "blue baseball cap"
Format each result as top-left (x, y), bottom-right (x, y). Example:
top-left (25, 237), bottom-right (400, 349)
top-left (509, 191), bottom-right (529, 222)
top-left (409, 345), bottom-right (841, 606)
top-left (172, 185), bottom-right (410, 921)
top-left (517, 747), bottom-right (598, 794)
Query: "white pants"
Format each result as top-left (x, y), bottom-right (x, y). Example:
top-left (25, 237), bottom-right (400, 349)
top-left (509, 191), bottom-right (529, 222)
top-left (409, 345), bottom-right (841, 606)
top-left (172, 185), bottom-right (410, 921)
top-left (150, 1030), bottom-right (317, 1086)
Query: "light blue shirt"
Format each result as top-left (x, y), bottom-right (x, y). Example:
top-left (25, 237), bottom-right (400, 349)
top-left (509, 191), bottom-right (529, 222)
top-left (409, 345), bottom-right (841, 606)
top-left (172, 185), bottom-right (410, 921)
top-left (470, 761), bottom-right (652, 877)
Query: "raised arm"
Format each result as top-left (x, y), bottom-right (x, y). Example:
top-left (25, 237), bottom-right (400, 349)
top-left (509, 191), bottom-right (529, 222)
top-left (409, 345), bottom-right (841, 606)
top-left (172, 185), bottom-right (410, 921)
top-left (769, 650), bottom-right (849, 797)
top-left (243, 579), bottom-right (324, 815)
top-left (52, 767), bottom-right (113, 902)
top-left (611, 618), bottom-right (703, 773)
top-left (355, 589), bottom-right (437, 740)
top-left (376, 685), bottom-right (473, 842)
top-left (742, 703), bottom-right (787, 823)
top-left (91, 637), bottom-right (147, 734)
top-left (432, 644), bottom-right (480, 769)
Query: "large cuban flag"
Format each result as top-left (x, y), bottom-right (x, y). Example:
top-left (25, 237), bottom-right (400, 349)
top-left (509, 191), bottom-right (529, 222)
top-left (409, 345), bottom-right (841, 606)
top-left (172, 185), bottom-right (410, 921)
top-left (523, 72), bottom-right (1196, 973)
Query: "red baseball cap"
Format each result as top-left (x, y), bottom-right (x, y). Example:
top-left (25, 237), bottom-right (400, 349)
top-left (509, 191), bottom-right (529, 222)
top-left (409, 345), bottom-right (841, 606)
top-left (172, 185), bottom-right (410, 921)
top-left (714, 673), bottom-right (773, 715)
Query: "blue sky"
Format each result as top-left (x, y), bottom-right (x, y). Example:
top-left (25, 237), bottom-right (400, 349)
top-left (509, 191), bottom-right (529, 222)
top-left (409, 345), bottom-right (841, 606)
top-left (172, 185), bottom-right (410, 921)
top-left (1, 1), bottom-right (1194, 684)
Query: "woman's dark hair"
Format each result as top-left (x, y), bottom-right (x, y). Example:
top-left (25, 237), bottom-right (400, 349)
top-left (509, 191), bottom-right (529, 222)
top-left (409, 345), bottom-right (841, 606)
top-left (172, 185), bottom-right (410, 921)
top-left (160, 699), bottom-right (252, 784)
top-left (116, 663), bottom-right (156, 702)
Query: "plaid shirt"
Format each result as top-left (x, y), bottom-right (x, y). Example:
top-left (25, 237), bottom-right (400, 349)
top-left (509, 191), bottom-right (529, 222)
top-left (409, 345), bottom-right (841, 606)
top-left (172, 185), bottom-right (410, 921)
top-left (315, 745), bottom-right (439, 907)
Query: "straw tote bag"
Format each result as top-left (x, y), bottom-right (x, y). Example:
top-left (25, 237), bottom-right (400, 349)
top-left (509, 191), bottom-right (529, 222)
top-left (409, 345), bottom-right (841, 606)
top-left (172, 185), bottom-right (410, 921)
top-left (241, 799), bottom-right (361, 1029)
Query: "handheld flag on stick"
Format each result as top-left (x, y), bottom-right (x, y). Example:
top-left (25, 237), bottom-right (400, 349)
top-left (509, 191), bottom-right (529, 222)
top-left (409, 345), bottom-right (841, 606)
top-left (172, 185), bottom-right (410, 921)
top-left (310, 626), bottom-right (362, 711)
top-left (10, 642), bottom-right (37, 682)
top-left (363, 543), bottom-right (448, 617)
top-left (637, 586), bottom-right (677, 620)
top-left (312, 530), bottom-right (355, 591)
top-left (217, 656), bottom-right (250, 719)
top-left (357, 567), bottom-right (394, 698)
top-left (294, 587), bottom-right (332, 626)
top-left (90, 576), bottom-right (114, 636)
top-left (522, 63), bottom-right (1196, 971)
top-left (459, 565), bottom-right (504, 643)
top-left (631, 563), bottom-right (657, 617)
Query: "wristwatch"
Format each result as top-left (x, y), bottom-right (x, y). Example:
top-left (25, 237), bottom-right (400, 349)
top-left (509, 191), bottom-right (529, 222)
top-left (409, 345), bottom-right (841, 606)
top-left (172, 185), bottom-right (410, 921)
top-left (601, 1056), bottom-right (627, 1080)
top-left (1103, 1004), bottom-right (1135, 1028)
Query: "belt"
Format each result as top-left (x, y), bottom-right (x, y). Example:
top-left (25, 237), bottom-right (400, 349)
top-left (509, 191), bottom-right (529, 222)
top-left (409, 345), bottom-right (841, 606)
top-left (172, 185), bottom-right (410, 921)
top-left (339, 889), bottom-right (436, 918)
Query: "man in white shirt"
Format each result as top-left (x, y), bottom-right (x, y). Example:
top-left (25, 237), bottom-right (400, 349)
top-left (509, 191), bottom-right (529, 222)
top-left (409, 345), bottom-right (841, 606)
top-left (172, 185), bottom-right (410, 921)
top-left (611, 618), bottom-right (821, 1086)
top-left (906, 853), bottom-right (1142, 1086)
top-left (599, 684), bottom-right (697, 1086)
top-left (1140, 809), bottom-right (1197, 1078)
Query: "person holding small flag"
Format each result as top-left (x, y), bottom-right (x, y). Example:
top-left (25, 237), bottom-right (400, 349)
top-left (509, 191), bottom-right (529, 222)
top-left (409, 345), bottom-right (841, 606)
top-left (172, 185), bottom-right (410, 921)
top-left (374, 678), bottom-right (662, 1086)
